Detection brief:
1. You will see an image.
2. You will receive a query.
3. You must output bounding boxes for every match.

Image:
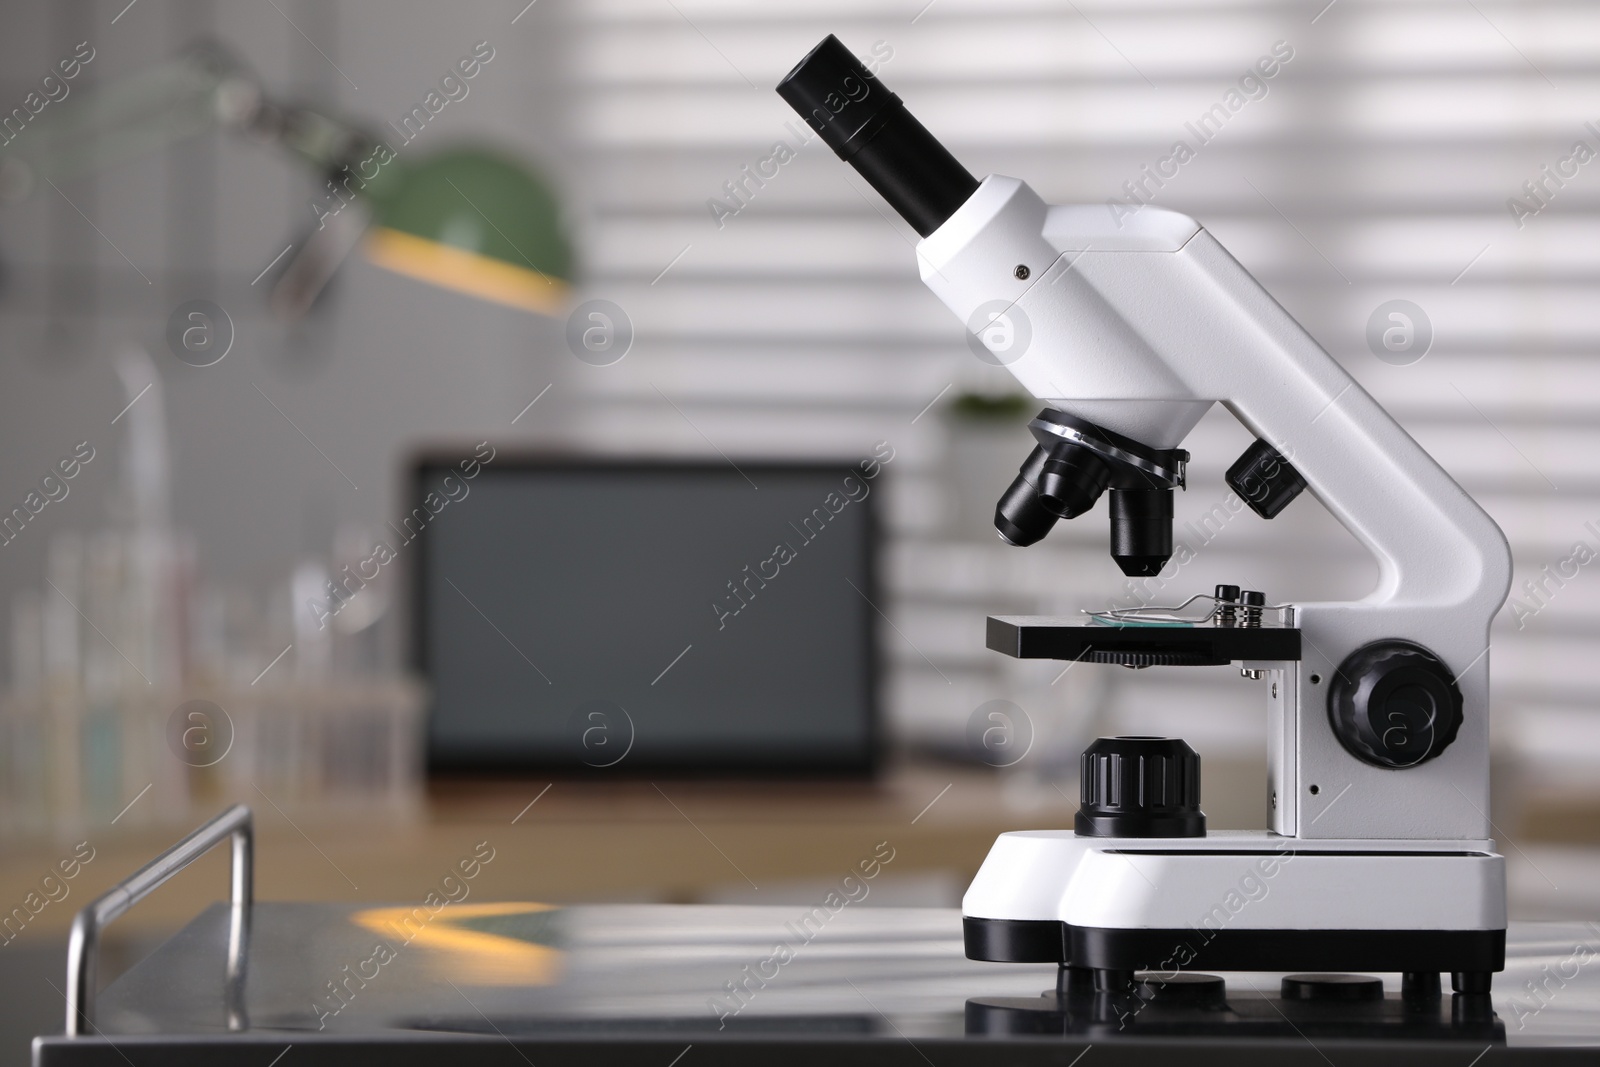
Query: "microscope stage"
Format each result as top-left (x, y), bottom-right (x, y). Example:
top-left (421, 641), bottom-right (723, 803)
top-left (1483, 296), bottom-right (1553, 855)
top-left (987, 615), bottom-right (1301, 667)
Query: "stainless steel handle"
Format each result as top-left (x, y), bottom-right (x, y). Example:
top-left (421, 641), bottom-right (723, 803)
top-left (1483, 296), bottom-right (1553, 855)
top-left (66, 804), bottom-right (253, 1037)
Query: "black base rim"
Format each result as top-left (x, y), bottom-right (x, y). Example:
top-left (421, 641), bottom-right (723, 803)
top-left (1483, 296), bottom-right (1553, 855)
top-left (963, 916), bottom-right (1506, 975)
top-left (1075, 811), bottom-right (1206, 838)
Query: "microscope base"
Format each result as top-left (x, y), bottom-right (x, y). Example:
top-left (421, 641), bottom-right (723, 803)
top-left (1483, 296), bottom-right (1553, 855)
top-left (962, 831), bottom-right (1506, 992)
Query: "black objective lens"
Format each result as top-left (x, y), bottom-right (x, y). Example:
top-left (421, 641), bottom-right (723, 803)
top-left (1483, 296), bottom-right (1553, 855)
top-left (994, 443), bottom-right (1115, 546)
top-left (1109, 489), bottom-right (1174, 577)
top-left (776, 35), bottom-right (980, 236)
top-left (1037, 448), bottom-right (1111, 520)
top-left (995, 447), bottom-right (1058, 547)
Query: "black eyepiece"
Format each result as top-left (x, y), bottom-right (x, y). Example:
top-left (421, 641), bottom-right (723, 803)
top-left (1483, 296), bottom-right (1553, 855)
top-left (777, 35), bottom-right (979, 237)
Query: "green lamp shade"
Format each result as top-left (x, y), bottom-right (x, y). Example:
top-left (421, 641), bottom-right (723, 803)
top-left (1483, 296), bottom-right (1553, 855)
top-left (363, 148), bottom-right (573, 316)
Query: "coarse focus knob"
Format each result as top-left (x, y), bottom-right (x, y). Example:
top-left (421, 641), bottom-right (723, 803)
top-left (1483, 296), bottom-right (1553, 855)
top-left (1226, 438), bottom-right (1307, 520)
top-left (1326, 640), bottom-right (1464, 769)
top-left (1076, 736), bottom-right (1205, 838)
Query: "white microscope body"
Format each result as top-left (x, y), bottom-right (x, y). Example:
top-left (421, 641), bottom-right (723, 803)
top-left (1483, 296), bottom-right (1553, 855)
top-left (933, 178), bottom-right (1510, 990)
top-left (779, 34), bottom-right (1511, 992)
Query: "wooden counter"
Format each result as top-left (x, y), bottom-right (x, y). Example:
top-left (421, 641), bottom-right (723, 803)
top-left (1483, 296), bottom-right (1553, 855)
top-left (0, 760), bottom-right (1272, 946)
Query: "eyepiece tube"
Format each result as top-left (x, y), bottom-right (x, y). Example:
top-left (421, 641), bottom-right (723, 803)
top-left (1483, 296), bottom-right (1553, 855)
top-left (777, 35), bottom-right (979, 237)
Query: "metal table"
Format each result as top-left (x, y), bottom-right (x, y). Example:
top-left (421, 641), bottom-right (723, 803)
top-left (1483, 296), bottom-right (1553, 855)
top-left (34, 807), bottom-right (1600, 1065)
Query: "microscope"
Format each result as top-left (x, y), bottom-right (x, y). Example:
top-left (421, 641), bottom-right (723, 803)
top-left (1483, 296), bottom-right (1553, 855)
top-left (779, 37), bottom-right (1512, 998)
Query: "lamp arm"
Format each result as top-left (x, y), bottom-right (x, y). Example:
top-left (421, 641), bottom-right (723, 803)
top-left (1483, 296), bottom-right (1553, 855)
top-left (0, 40), bottom-right (385, 202)
top-left (0, 43), bottom-right (254, 196)
top-left (243, 98), bottom-right (385, 185)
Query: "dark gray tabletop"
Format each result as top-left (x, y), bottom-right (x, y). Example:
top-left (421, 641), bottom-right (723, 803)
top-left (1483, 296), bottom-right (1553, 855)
top-left (34, 903), bottom-right (1600, 1065)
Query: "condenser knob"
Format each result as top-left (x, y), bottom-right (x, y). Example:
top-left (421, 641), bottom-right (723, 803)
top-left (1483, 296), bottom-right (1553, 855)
top-left (1076, 736), bottom-right (1205, 838)
top-left (1326, 640), bottom-right (1464, 769)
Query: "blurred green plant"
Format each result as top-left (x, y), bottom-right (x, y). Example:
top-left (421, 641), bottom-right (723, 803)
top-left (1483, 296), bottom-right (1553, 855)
top-left (948, 391), bottom-right (1032, 422)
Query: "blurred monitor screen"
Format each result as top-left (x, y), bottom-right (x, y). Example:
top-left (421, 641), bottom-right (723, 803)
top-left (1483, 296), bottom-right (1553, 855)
top-left (411, 455), bottom-right (879, 775)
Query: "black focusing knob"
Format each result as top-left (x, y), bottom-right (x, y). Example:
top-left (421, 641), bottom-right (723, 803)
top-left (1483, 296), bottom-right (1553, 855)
top-left (1076, 736), bottom-right (1205, 838)
top-left (1326, 640), bottom-right (1464, 769)
top-left (1226, 438), bottom-right (1306, 519)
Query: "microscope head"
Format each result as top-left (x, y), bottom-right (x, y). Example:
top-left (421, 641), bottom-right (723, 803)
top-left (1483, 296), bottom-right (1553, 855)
top-left (779, 35), bottom-right (1201, 577)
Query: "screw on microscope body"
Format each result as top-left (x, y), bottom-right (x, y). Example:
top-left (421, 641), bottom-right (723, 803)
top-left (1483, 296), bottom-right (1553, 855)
top-left (1013, 264), bottom-right (1030, 280)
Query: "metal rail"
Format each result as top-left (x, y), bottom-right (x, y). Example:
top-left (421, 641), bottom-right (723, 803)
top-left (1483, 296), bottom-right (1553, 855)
top-left (65, 804), bottom-right (253, 1037)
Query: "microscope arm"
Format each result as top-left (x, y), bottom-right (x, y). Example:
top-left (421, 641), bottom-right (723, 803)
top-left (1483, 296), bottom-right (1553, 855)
top-left (917, 175), bottom-right (1511, 623)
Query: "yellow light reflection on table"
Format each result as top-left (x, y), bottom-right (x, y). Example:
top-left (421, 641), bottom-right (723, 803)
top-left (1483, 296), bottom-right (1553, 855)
top-left (352, 902), bottom-right (564, 986)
